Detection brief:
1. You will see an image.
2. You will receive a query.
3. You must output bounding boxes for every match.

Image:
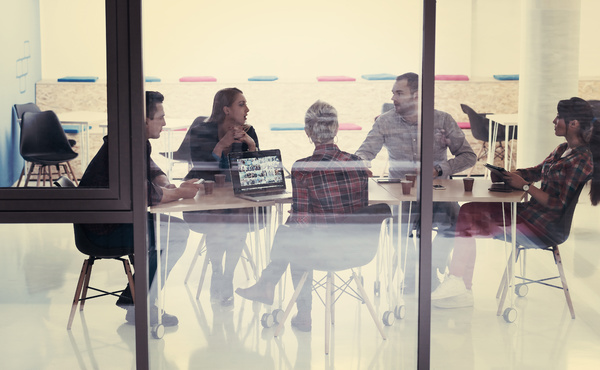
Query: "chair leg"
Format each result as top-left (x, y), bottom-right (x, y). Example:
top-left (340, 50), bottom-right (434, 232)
top-left (185, 235), bottom-right (205, 284)
top-left (553, 247), bottom-right (576, 319)
top-left (123, 258), bottom-right (135, 304)
top-left (80, 258), bottom-right (95, 311)
top-left (496, 249), bottom-right (515, 316)
top-left (496, 249), bottom-right (521, 299)
top-left (325, 272), bottom-right (333, 354)
top-left (196, 251), bottom-right (211, 300)
top-left (65, 162), bottom-right (79, 185)
top-left (16, 166), bottom-right (25, 187)
top-left (352, 270), bottom-right (387, 340)
top-left (242, 243), bottom-right (257, 280)
top-left (67, 259), bottom-right (90, 330)
top-left (24, 163), bottom-right (37, 187)
top-left (274, 271), bottom-right (309, 337)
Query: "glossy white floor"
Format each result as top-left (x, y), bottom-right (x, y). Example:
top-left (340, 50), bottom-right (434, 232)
top-left (2, 202), bottom-right (600, 369)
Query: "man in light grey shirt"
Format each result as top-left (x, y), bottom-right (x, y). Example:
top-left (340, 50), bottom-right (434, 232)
top-left (356, 72), bottom-right (476, 291)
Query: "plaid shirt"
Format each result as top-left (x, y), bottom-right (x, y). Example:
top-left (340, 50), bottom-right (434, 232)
top-left (355, 109), bottom-right (476, 178)
top-left (517, 143), bottom-right (592, 233)
top-left (288, 144), bottom-right (369, 225)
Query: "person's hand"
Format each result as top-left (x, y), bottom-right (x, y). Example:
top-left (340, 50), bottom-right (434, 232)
top-left (232, 126), bottom-right (256, 150)
top-left (164, 183), bottom-right (177, 189)
top-left (502, 171), bottom-right (527, 190)
top-left (365, 169), bottom-right (373, 177)
top-left (178, 179), bottom-right (202, 199)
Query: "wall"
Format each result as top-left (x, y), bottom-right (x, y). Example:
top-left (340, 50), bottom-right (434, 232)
top-left (0, 0), bottom-right (42, 187)
top-left (37, 1), bottom-right (599, 81)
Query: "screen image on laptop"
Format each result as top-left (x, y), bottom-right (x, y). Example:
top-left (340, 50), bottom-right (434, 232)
top-left (228, 149), bottom-right (286, 196)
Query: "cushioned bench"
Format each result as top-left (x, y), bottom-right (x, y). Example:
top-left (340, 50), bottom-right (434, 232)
top-left (435, 74), bottom-right (469, 81)
top-left (317, 76), bottom-right (356, 82)
top-left (179, 76), bottom-right (217, 82)
top-left (63, 125), bottom-right (93, 134)
top-left (269, 123), bottom-right (304, 131)
top-left (493, 74), bottom-right (519, 81)
top-left (339, 123), bottom-right (362, 130)
top-left (269, 123), bottom-right (361, 131)
top-left (57, 76), bottom-right (99, 82)
top-left (248, 75), bottom-right (278, 81)
top-left (361, 73), bottom-right (396, 81)
top-left (457, 122), bottom-right (471, 130)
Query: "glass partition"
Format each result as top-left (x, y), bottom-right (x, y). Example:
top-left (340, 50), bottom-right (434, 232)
top-left (142, 0), bottom-right (423, 368)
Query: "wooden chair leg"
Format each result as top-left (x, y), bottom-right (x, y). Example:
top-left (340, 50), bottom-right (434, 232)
top-left (65, 162), bottom-right (79, 185)
top-left (553, 247), bottom-right (575, 319)
top-left (16, 166), bottom-right (25, 187)
top-left (325, 272), bottom-right (333, 355)
top-left (185, 235), bottom-right (205, 284)
top-left (123, 258), bottom-right (135, 304)
top-left (352, 270), bottom-right (386, 340)
top-left (274, 271), bottom-right (309, 337)
top-left (24, 163), bottom-right (37, 187)
top-left (67, 259), bottom-right (90, 330)
top-left (79, 259), bottom-right (94, 311)
top-left (196, 252), bottom-right (210, 300)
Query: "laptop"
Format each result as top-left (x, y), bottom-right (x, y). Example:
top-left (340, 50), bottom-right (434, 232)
top-left (228, 149), bottom-right (291, 202)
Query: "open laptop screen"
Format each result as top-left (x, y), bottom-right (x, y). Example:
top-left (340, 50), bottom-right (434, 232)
top-left (228, 149), bottom-right (286, 194)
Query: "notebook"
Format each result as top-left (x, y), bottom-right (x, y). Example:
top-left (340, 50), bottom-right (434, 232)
top-left (228, 149), bottom-right (290, 202)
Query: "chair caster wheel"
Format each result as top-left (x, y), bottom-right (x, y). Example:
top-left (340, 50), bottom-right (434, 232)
top-left (272, 309), bottom-right (285, 324)
top-left (394, 305), bottom-right (406, 320)
top-left (515, 284), bottom-right (528, 297)
top-left (503, 307), bottom-right (517, 323)
top-left (383, 311), bottom-right (395, 326)
top-left (261, 313), bottom-right (275, 328)
top-left (152, 324), bottom-right (164, 339)
top-left (374, 281), bottom-right (381, 296)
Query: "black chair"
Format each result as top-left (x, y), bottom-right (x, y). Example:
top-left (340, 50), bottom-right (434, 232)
top-left (272, 203), bottom-right (392, 354)
top-left (461, 104), bottom-right (517, 174)
top-left (54, 176), bottom-right (137, 330)
top-left (496, 180), bottom-right (588, 321)
top-left (14, 103), bottom-right (41, 186)
top-left (20, 111), bottom-right (79, 187)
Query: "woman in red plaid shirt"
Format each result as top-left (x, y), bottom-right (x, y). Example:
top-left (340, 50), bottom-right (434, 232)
top-left (431, 97), bottom-right (600, 308)
top-left (236, 101), bottom-right (369, 331)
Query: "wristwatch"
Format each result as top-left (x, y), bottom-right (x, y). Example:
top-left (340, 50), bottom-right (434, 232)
top-left (435, 165), bottom-right (443, 177)
top-left (522, 183), bottom-right (530, 192)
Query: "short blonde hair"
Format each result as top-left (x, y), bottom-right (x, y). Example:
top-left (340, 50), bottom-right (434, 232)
top-left (304, 100), bottom-right (338, 144)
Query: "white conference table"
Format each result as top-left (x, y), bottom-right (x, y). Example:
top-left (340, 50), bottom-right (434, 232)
top-left (376, 177), bottom-right (526, 322)
top-left (486, 113), bottom-right (518, 172)
top-left (57, 111), bottom-right (107, 169)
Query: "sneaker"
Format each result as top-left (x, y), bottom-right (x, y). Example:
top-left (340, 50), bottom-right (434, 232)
top-left (291, 314), bottom-right (311, 332)
top-left (431, 275), bottom-right (467, 300)
top-left (235, 282), bottom-right (275, 305)
top-left (433, 290), bottom-right (474, 309)
top-left (125, 305), bottom-right (179, 327)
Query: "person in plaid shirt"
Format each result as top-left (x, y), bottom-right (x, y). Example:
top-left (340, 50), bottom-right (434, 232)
top-left (236, 101), bottom-right (369, 331)
top-left (432, 97), bottom-right (600, 308)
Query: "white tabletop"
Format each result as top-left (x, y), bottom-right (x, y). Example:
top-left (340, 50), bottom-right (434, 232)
top-left (487, 113), bottom-right (519, 125)
top-left (376, 178), bottom-right (525, 203)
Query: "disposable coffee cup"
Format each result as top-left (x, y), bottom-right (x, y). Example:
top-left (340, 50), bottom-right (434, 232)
top-left (204, 180), bottom-right (215, 195)
top-left (214, 174), bottom-right (226, 187)
top-left (406, 173), bottom-right (417, 187)
top-left (463, 177), bottom-right (474, 192)
top-left (401, 180), bottom-right (412, 195)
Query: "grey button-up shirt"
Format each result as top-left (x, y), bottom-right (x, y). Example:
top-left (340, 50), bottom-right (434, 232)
top-left (355, 109), bottom-right (476, 179)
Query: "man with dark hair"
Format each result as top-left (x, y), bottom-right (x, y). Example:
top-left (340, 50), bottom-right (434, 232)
top-left (78, 91), bottom-right (201, 326)
top-left (355, 73), bottom-right (477, 291)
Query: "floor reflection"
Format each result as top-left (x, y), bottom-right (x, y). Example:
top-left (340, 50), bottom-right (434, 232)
top-left (1, 213), bottom-right (600, 369)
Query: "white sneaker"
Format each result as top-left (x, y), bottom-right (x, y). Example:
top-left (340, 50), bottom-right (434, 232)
top-left (433, 290), bottom-right (474, 309)
top-left (431, 275), bottom-right (467, 300)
